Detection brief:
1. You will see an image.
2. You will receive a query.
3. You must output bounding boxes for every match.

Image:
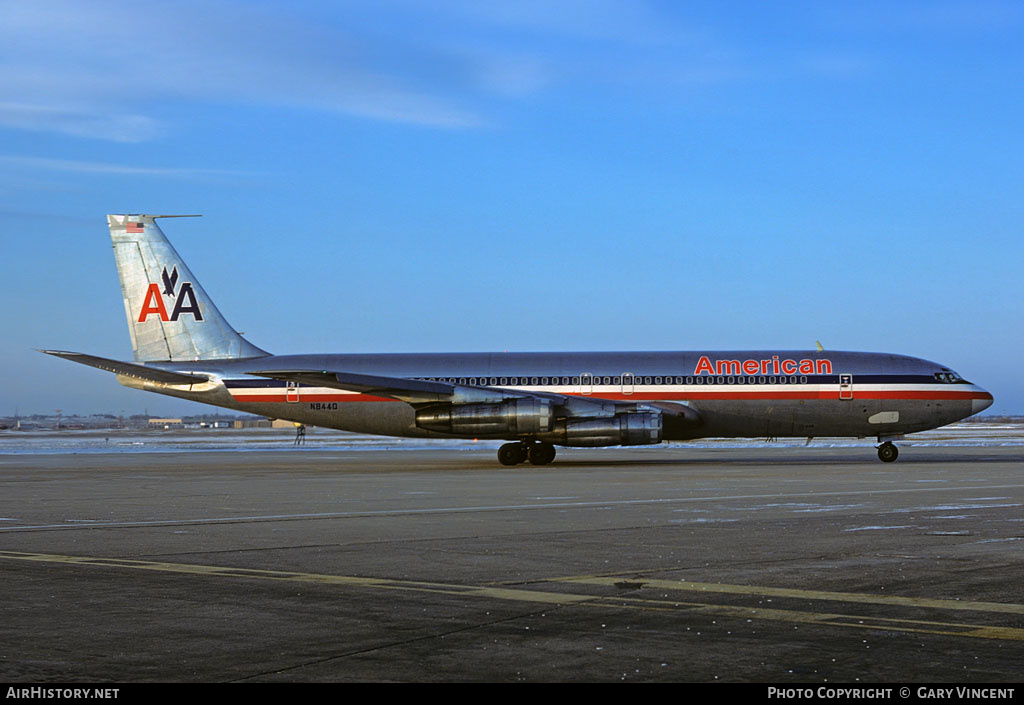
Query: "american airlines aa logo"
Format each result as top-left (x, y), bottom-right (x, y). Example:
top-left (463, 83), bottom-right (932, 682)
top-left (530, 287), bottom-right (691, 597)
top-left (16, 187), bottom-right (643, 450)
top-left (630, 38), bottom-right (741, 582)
top-left (137, 266), bottom-right (204, 322)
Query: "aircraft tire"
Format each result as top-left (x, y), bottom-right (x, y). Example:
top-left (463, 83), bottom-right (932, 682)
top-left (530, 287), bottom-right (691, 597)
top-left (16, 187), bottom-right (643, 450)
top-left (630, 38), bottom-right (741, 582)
top-left (498, 443), bottom-right (527, 466)
top-left (877, 442), bottom-right (899, 463)
top-left (527, 442), bottom-right (556, 466)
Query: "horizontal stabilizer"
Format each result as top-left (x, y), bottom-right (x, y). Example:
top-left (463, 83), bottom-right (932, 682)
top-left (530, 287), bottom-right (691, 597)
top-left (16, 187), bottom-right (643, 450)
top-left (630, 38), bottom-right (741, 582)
top-left (40, 350), bottom-right (208, 385)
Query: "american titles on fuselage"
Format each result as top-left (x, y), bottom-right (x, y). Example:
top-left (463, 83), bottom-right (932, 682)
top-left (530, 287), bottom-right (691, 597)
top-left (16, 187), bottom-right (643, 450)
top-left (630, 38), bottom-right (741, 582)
top-left (693, 355), bottom-right (832, 376)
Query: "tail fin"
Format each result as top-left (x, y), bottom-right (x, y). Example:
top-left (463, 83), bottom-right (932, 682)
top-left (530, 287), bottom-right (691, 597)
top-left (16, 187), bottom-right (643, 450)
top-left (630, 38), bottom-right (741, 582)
top-left (108, 214), bottom-right (269, 361)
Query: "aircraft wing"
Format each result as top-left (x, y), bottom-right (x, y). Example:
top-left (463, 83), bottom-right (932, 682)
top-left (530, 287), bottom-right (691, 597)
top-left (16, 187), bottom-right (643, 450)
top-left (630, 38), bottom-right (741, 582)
top-left (40, 350), bottom-right (209, 385)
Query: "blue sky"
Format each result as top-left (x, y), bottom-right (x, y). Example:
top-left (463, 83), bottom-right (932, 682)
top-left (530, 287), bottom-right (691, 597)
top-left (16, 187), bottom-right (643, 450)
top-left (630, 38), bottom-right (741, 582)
top-left (1, 0), bottom-right (1022, 416)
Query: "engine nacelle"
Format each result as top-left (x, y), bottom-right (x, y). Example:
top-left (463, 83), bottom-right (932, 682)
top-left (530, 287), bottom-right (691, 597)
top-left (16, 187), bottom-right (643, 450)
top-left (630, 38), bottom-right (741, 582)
top-left (415, 398), bottom-right (553, 437)
top-left (538, 412), bottom-right (663, 447)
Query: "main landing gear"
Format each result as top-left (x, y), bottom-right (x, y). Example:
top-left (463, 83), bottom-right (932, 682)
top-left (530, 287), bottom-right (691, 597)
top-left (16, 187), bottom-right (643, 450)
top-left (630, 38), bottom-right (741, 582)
top-left (498, 441), bottom-right (557, 466)
top-left (877, 441), bottom-right (899, 463)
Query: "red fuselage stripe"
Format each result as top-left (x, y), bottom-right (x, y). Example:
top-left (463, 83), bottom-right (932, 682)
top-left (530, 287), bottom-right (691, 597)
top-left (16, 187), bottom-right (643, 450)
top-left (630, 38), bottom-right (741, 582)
top-left (228, 390), bottom-right (991, 403)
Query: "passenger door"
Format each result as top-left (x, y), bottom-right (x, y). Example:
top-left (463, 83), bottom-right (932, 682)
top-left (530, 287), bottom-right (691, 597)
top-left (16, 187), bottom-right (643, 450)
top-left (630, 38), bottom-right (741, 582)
top-left (621, 372), bottom-right (634, 396)
top-left (839, 374), bottom-right (853, 400)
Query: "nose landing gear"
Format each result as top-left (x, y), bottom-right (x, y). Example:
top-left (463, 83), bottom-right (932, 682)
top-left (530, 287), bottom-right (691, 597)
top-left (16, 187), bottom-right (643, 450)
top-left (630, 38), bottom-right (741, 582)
top-left (877, 441), bottom-right (899, 463)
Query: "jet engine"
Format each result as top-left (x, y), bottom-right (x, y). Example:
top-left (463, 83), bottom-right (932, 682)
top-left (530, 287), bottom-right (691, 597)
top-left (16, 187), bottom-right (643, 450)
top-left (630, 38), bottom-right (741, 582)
top-left (537, 412), bottom-right (663, 447)
top-left (415, 398), bottom-right (553, 436)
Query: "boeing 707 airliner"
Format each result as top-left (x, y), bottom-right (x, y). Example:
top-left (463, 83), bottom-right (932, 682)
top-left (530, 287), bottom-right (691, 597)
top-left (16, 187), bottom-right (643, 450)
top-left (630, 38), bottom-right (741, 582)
top-left (43, 215), bottom-right (993, 465)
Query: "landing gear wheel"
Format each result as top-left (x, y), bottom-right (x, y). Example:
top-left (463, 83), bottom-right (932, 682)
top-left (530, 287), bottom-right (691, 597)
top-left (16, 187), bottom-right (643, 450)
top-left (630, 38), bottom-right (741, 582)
top-left (877, 442), bottom-right (899, 463)
top-left (498, 442), bottom-right (528, 466)
top-left (527, 442), bottom-right (557, 466)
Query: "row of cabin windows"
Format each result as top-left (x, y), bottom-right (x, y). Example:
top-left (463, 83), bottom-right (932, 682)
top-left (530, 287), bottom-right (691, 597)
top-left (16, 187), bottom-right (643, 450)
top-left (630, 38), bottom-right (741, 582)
top-left (418, 375), bottom-right (811, 386)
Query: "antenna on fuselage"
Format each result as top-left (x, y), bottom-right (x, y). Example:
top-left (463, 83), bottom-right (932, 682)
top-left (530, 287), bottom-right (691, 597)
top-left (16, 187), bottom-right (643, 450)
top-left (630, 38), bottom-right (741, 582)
top-left (815, 340), bottom-right (824, 352)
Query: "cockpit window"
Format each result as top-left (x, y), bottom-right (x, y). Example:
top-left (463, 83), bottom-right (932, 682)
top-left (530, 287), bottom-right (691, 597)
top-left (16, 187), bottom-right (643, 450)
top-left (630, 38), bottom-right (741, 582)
top-left (934, 371), bottom-right (964, 383)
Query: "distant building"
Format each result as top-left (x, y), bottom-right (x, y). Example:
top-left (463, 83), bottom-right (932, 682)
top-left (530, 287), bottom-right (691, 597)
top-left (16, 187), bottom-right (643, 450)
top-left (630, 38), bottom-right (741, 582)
top-left (231, 418), bottom-right (302, 430)
top-left (149, 418), bottom-right (183, 428)
top-left (233, 419), bottom-right (273, 429)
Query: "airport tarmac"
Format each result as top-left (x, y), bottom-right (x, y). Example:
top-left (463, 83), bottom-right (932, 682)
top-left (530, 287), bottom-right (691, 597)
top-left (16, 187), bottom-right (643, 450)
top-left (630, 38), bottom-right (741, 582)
top-left (1, 444), bottom-right (1022, 682)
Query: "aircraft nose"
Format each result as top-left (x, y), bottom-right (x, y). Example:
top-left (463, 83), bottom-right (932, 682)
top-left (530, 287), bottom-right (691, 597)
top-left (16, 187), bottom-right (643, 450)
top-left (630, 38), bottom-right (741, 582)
top-left (971, 387), bottom-right (994, 415)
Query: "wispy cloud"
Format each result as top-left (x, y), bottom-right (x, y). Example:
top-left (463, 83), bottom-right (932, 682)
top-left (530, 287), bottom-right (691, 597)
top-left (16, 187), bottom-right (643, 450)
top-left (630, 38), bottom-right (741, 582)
top-left (0, 0), bottom-right (764, 142)
top-left (0, 0), bottom-right (910, 143)
top-left (0, 103), bottom-right (161, 143)
top-left (0, 0), bottom-right (486, 138)
top-left (0, 155), bottom-right (247, 178)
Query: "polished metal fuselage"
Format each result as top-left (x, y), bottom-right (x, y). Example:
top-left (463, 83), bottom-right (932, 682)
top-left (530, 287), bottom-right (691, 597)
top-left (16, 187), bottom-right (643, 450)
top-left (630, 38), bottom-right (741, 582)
top-left (124, 349), bottom-right (991, 443)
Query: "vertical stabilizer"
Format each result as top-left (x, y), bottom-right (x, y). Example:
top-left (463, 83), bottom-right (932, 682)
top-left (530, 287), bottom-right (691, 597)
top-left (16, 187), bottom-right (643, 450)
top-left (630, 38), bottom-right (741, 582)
top-left (108, 214), bottom-right (269, 361)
